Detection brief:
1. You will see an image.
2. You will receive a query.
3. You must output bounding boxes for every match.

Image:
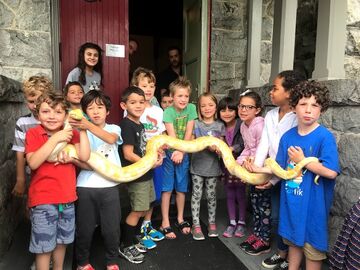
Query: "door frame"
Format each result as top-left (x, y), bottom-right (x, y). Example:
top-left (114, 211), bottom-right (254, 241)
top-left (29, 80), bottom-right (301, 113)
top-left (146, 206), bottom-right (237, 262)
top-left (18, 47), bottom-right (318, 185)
top-left (51, 0), bottom-right (61, 90)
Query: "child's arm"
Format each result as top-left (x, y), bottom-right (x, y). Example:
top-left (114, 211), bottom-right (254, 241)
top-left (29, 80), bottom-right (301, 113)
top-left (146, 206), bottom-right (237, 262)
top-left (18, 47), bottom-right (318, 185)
top-left (288, 146), bottom-right (338, 179)
top-left (12, 152), bottom-right (26, 196)
top-left (74, 129), bottom-right (91, 162)
top-left (26, 126), bottom-right (73, 170)
top-left (122, 145), bottom-right (141, 163)
top-left (69, 117), bottom-right (118, 144)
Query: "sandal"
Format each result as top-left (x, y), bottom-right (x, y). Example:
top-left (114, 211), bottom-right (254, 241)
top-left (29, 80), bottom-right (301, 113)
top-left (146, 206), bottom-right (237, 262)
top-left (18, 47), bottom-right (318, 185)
top-left (175, 220), bottom-right (191, 235)
top-left (160, 226), bottom-right (176, 239)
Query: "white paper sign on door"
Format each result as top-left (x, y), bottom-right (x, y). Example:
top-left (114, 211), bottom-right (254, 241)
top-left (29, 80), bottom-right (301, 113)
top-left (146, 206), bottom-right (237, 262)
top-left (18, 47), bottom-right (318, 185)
top-left (105, 44), bottom-right (125, 58)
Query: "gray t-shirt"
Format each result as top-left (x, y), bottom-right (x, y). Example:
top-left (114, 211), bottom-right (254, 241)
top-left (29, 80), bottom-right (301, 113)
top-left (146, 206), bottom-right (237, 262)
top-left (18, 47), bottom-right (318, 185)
top-left (66, 67), bottom-right (101, 93)
top-left (190, 119), bottom-right (225, 177)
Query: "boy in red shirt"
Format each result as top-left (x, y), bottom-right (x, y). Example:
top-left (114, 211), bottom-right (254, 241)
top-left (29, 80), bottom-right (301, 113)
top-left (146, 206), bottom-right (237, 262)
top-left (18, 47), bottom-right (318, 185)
top-left (25, 92), bottom-right (90, 270)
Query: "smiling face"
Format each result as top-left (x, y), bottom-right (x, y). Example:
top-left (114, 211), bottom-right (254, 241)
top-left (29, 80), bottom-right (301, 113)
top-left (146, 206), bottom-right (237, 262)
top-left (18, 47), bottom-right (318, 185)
top-left (238, 96), bottom-right (261, 125)
top-left (85, 98), bottom-right (108, 128)
top-left (219, 107), bottom-right (237, 126)
top-left (120, 93), bottom-right (146, 122)
top-left (38, 102), bottom-right (67, 134)
top-left (295, 95), bottom-right (321, 129)
top-left (172, 87), bottom-right (190, 112)
top-left (137, 76), bottom-right (155, 102)
top-left (199, 95), bottom-right (217, 122)
top-left (25, 92), bottom-right (42, 114)
top-left (66, 85), bottom-right (84, 106)
top-left (84, 48), bottom-right (99, 68)
top-left (270, 76), bottom-right (290, 107)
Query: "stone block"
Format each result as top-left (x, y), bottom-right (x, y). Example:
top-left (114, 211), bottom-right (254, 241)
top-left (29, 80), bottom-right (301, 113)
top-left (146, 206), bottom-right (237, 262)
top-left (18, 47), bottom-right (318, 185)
top-left (0, 2), bottom-right (14, 28)
top-left (15, 0), bottom-right (50, 32)
top-left (0, 29), bottom-right (51, 68)
top-left (337, 133), bottom-right (360, 177)
top-left (332, 106), bottom-right (360, 132)
top-left (346, 28), bottom-right (360, 56)
top-left (322, 79), bottom-right (360, 105)
top-left (212, 1), bottom-right (247, 32)
top-left (345, 55), bottom-right (360, 79)
top-left (211, 30), bottom-right (247, 62)
top-left (210, 62), bottom-right (234, 80)
top-left (261, 41), bottom-right (272, 63)
top-left (0, 75), bottom-right (23, 102)
top-left (262, 16), bottom-right (273, 41)
top-left (347, 0), bottom-right (360, 25)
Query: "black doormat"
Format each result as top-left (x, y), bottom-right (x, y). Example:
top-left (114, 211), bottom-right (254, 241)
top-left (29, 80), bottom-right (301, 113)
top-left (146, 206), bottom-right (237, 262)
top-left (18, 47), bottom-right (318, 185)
top-left (88, 219), bottom-right (248, 270)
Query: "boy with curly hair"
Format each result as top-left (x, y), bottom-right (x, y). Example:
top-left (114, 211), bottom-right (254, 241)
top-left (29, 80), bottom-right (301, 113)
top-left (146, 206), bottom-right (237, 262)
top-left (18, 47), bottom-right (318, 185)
top-left (247, 80), bottom-right (340, 270)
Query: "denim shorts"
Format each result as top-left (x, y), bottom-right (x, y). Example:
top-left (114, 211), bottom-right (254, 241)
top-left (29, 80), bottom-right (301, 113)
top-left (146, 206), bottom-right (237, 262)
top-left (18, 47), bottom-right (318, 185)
top-left (162, 151), bottom-right (189, 193)
top-left (29, 203), bottom-right (75, 253)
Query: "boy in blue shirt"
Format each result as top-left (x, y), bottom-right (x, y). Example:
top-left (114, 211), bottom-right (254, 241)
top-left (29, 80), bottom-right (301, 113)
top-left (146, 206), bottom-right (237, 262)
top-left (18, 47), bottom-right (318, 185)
top-left (247, 80), bottom-right (340, 270)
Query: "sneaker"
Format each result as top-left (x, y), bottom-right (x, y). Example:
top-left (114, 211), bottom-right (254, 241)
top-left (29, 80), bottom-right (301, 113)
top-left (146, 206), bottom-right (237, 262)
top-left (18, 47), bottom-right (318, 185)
top-left (107, 264), bottom-right (119, 270)
top-left (77, 264), bottom-right (95, 270)
top-left (244, 239), bottom-right (271, 256)
top-left (191, 225), bottom-right (205, 240)
top-left (223, 225), bottom-right (236, 238)
top-left (139, 227), bottom-right (157, 249)
top-left (134, 242), bottom-right (147, 253)
top-left (234, 224), bottom-right (245, 238)
top-left (144, 223), bottom-right (165, 241)
top-left (239, 234), bottom-right (258, 250)
top-left (274, 260), bottom-right (289, 270)
top-left (208, 224), bottom-right (218, 237)
top-left (118, 245), bottom-right (144, 264)
top-left (262, 253), bottom-right (285, 269)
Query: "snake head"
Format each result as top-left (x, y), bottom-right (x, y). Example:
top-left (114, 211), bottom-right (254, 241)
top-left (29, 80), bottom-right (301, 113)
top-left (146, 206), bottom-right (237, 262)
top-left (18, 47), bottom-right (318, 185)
top-left (68, 109), bottom-right (83, 120)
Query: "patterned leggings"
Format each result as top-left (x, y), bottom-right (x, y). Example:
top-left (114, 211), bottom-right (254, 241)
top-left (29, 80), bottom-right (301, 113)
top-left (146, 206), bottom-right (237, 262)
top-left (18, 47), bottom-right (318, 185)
top-left (191, 174), bottom-right (217, 226)
top-left (250, 187), bottom-right (272, 242)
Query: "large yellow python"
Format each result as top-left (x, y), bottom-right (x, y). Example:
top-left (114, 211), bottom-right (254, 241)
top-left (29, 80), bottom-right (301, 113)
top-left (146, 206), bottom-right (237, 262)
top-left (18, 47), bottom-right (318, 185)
top-left (49, 109), bottom-right (319, 185)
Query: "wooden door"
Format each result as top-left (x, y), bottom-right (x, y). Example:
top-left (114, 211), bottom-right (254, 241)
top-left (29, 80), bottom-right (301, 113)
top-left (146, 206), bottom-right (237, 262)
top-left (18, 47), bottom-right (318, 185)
top-left (183, 0), bottom-right (210, 102)
top-left (59, 0), bottom-right (128, 124)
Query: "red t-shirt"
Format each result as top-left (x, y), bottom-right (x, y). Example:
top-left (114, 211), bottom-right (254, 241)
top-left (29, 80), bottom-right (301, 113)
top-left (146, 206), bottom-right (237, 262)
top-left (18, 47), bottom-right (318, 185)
top-left (25, 125), bottom-right (80, 207)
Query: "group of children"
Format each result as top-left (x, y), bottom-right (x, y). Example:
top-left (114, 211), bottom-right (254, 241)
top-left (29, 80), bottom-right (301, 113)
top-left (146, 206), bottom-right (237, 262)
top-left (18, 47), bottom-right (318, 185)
top-left (12, 41), bottom-right (343, 270)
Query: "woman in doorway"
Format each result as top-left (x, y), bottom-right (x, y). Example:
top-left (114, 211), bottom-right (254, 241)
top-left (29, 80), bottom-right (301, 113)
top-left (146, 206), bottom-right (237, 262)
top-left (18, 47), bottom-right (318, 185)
top-left (66, 42), bottom-right (103, 93)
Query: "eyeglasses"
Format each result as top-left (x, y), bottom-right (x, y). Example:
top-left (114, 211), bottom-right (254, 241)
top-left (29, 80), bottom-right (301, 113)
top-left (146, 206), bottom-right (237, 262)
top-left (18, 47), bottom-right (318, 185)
top-left (238, 104), bottom-right (257, 111)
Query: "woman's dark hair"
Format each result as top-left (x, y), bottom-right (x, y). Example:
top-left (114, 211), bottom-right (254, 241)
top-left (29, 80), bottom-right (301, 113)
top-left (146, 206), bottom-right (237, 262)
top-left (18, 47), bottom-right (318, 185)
top-left (81, 90), bottom-right (111, 112)
top-left (290, 80), bottom-right (331, 112)
top-left (76, 42), bottom-right (103, 86)
top-left (217, 96), bottom-right (239, 120)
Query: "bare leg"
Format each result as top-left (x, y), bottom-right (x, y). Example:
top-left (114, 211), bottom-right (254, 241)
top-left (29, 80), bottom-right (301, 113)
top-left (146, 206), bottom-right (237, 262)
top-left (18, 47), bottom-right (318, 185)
top-left (176, 191), bottom-right (190, 234)
top-left (288, 246), bottom-right (303, 270)
top-left (126, 211), bottom-right (144, 226)
top-left (279, 249), bottom-right (288, 259)
top-left (35, 252), bottom-right (51, 270)
top-left (305, 258), bottom-right (322, 270)
top-left (144, 207), bottom-right (153, 222)
top-left (161, 191), bottom-right (176, 238)
top-left (52, 244), bottom-right (67, 270)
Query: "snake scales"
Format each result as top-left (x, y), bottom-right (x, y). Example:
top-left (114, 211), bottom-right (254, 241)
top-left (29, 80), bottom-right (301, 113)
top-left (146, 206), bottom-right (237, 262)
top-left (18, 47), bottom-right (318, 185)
top-left (48, 110), bottom-right (318, 185)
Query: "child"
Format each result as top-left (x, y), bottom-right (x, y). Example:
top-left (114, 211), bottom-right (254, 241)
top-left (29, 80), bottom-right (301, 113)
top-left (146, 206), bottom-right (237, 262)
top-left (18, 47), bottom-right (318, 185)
top-left (66, 42), bottom-right (103, 92)
top-left (25, 92), bottom-right (90, 270)
top-left (70, 90), bottom-right (122, 270)
top-left (190, 93), bottom-right (225, 240)
top-left (118, 86), bottom-right (162, 264)
top-left (250, 70), bottom-right (305, 269)
top-left (329, 198), bottom-right (360, 270)
top-left (247, 80), bottom-right (339, 270)
top-left (12, 76), bottom-right (53, 198)
top-left (234, 90), bottom-right (269, 255)
top-left (160, 89), bottom-right (173, 110)
top-left (63, 81), bottom-right (84, 110)
top-left (130, 67), bottom-right (160, 107)
top-left (161, 76), bottom-right (197, 239)
top-left (129, 67), bottom-right (165, 250)
top-left (217, 97), bottom-right (245, 238)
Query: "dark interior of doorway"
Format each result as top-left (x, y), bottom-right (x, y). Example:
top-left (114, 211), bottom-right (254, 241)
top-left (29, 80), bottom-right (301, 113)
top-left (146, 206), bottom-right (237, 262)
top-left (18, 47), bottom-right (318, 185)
top-left (129, 0), bottom-right (183, 75)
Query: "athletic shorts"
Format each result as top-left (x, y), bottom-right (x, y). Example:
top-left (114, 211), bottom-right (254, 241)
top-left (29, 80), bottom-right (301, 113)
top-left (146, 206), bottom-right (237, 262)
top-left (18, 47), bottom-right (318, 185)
top-left (162, 151), bottom-right (189, 193)
top-left (283, 238), bottom-right (327, 261)
top-left (29, 203), bottom-right (75, 253)
top-left (127, 180), bottom-right (155, 212)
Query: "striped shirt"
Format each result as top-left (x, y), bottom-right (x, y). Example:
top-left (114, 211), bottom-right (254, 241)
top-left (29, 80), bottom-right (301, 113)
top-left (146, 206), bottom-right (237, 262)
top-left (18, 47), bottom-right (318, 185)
top-left (12, 113), bottom-right (39, 152)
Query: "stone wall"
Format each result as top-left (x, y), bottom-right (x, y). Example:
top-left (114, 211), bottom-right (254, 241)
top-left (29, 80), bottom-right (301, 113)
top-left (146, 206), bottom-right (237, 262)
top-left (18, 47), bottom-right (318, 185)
top-left (229, 79), bottom-right (360, 249)
top-left (0, 0), bottom-right (52, 82)
top-left (0, 75), bottom-right (28, 258)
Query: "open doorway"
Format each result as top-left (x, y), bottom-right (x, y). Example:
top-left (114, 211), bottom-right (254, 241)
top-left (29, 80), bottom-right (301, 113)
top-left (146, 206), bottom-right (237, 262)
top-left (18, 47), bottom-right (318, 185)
top-left (128, 0), bottom-right (183, 79)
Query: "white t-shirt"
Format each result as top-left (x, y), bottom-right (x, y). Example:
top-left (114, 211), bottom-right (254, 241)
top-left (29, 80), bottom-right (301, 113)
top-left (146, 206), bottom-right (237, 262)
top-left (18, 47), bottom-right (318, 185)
top-left (254, 107), bottom-right (297, 185)
top-left (77, 124), bottom-right (122, 188)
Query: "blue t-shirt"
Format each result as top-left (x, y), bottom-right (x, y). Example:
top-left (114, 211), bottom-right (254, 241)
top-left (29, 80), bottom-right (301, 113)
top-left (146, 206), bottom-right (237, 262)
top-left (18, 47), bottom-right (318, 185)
top-left (276, 125), bottom-right (340, 252)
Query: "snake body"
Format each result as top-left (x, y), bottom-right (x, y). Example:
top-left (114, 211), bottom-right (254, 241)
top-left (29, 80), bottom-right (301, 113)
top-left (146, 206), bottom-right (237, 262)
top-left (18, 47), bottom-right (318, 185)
top-left (49, 110), bottom-right (318, 185)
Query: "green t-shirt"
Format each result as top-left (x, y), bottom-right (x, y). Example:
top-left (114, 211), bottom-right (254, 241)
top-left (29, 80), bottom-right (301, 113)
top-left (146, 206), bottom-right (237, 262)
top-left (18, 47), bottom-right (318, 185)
top-left (163, 103), bottom-right (197, 139)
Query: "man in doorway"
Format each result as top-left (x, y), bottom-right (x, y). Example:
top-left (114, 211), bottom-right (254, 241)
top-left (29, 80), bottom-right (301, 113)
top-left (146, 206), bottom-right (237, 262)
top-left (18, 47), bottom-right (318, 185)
top-left (156, 46), bottom-right (182, 101)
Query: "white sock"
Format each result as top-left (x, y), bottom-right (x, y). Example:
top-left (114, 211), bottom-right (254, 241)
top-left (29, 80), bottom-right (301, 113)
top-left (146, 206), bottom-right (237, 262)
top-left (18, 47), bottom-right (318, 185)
top-left (142, 220), bottom-right (151, 227)
top-left (230, 220), bottom-right (236, 226)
